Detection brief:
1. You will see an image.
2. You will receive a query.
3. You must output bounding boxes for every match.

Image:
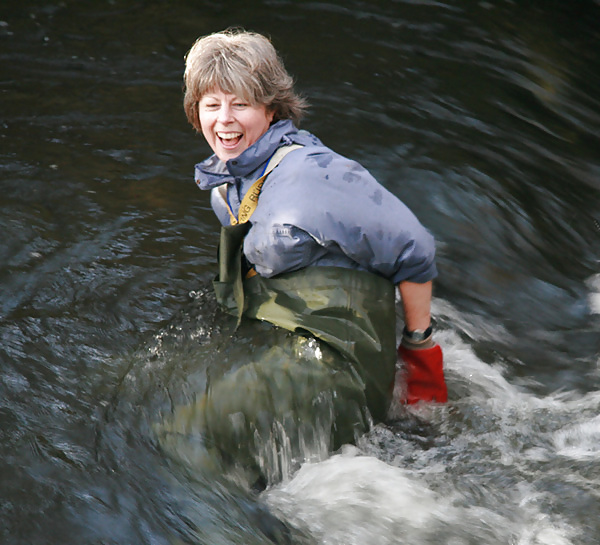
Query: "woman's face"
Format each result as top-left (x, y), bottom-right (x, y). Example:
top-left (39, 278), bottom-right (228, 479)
top-left (198, 89), bottom-right (274, 162)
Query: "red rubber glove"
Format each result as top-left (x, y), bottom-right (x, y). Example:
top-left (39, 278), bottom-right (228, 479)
top-left (397, 343), bottom-right (448, 404)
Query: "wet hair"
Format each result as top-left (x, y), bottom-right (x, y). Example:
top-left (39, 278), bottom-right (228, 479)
top-left (183, 28), bottom-right (308, 132)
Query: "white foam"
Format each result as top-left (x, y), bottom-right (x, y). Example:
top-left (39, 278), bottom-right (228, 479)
top-left (262, 324), bottom-right (589, 545)
top-left (264, 446), bottom-right (578, 545)
top-left (264, 446), bottom-right (456, 545)
top-left (554, 413), bottom-right (600, 460)
top-left (586, 273), bottom-right (600, 314)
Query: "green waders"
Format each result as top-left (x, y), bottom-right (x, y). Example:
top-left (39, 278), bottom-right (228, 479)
top-left (158, 221), bottom-right (397, 484)
top-left (213, 220), bottom-right (397, 423)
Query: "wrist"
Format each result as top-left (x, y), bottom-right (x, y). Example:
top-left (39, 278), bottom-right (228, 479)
top-left (403, 324), bottom-right (432, 342)
top-left (401, 325), bottom-right (434, 349)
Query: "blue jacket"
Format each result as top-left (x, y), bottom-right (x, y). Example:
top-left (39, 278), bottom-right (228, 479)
top-left (195, 120), bottom-right (437, 284)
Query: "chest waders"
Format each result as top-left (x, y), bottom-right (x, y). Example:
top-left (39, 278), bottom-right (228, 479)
top-left (160, 146), bottom-right (397, 484)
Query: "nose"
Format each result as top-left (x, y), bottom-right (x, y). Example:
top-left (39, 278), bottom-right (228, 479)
top-left (217, 104), bottom-right (234, 123)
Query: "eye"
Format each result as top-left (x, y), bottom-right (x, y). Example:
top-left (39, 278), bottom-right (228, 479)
top-left (233, 102), bottom-right (248, 109)
top-left (200, 97), bottom-right (220, 109)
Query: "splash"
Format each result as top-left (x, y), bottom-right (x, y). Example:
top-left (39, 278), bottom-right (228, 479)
top-left (264, 324), bottom-right (588, 545)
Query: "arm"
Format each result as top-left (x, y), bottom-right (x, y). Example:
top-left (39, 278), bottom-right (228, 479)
top-left (398, 280), bottom-right (432, 331)
top-left (396, 279), bottom-right (448, 404)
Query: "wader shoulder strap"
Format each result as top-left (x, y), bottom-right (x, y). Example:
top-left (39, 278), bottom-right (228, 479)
top-left (221, 144), bottom-right (303, 226)
top-left (213, 144), bottom-right (303, 325)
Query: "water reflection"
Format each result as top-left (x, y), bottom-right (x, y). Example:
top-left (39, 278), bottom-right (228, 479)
top-left (1, 0), bottom-right (599, 544)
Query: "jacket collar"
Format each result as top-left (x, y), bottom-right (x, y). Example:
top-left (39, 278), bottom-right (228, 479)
top-left (194, 120), bottom-right (298, 190)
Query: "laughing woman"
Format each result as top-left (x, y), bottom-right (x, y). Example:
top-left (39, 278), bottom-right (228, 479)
top-left (161, 28), bottom-right (447, 485)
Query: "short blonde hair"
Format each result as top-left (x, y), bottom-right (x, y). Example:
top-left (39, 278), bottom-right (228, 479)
top-left (183, 29), bottom-right (307, 132)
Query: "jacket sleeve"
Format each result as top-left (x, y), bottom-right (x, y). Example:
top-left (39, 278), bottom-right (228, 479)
top-left (272, 150), bottom-right (438, 284)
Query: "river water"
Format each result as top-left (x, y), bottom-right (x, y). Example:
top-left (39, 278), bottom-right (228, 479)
top-left (1, 1), bottom-right (599, 544)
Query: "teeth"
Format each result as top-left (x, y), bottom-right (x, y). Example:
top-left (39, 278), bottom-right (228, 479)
top-left (217, 132), bottom-right (242, 140)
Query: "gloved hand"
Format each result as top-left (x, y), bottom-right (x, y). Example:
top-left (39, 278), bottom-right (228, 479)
top-left (397, 329), bottom-right (448, 404)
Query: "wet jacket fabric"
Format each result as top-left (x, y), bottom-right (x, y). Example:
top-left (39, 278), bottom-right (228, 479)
top-left (195, 119), bottom-right (437, 285)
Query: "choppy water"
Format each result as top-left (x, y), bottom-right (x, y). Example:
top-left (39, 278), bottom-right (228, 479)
top-left (1, 1), bottom-right (599, 544)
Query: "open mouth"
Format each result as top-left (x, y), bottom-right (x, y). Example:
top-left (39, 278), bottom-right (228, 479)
top-left (217, 131), bottom-right (243, 148)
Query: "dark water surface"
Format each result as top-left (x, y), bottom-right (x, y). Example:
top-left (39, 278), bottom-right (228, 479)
top-left (1, 1), bottom-right (599, 544)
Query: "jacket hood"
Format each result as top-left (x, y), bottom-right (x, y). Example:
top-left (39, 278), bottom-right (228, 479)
top-left (194, 120), bottom-right (301, 190)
